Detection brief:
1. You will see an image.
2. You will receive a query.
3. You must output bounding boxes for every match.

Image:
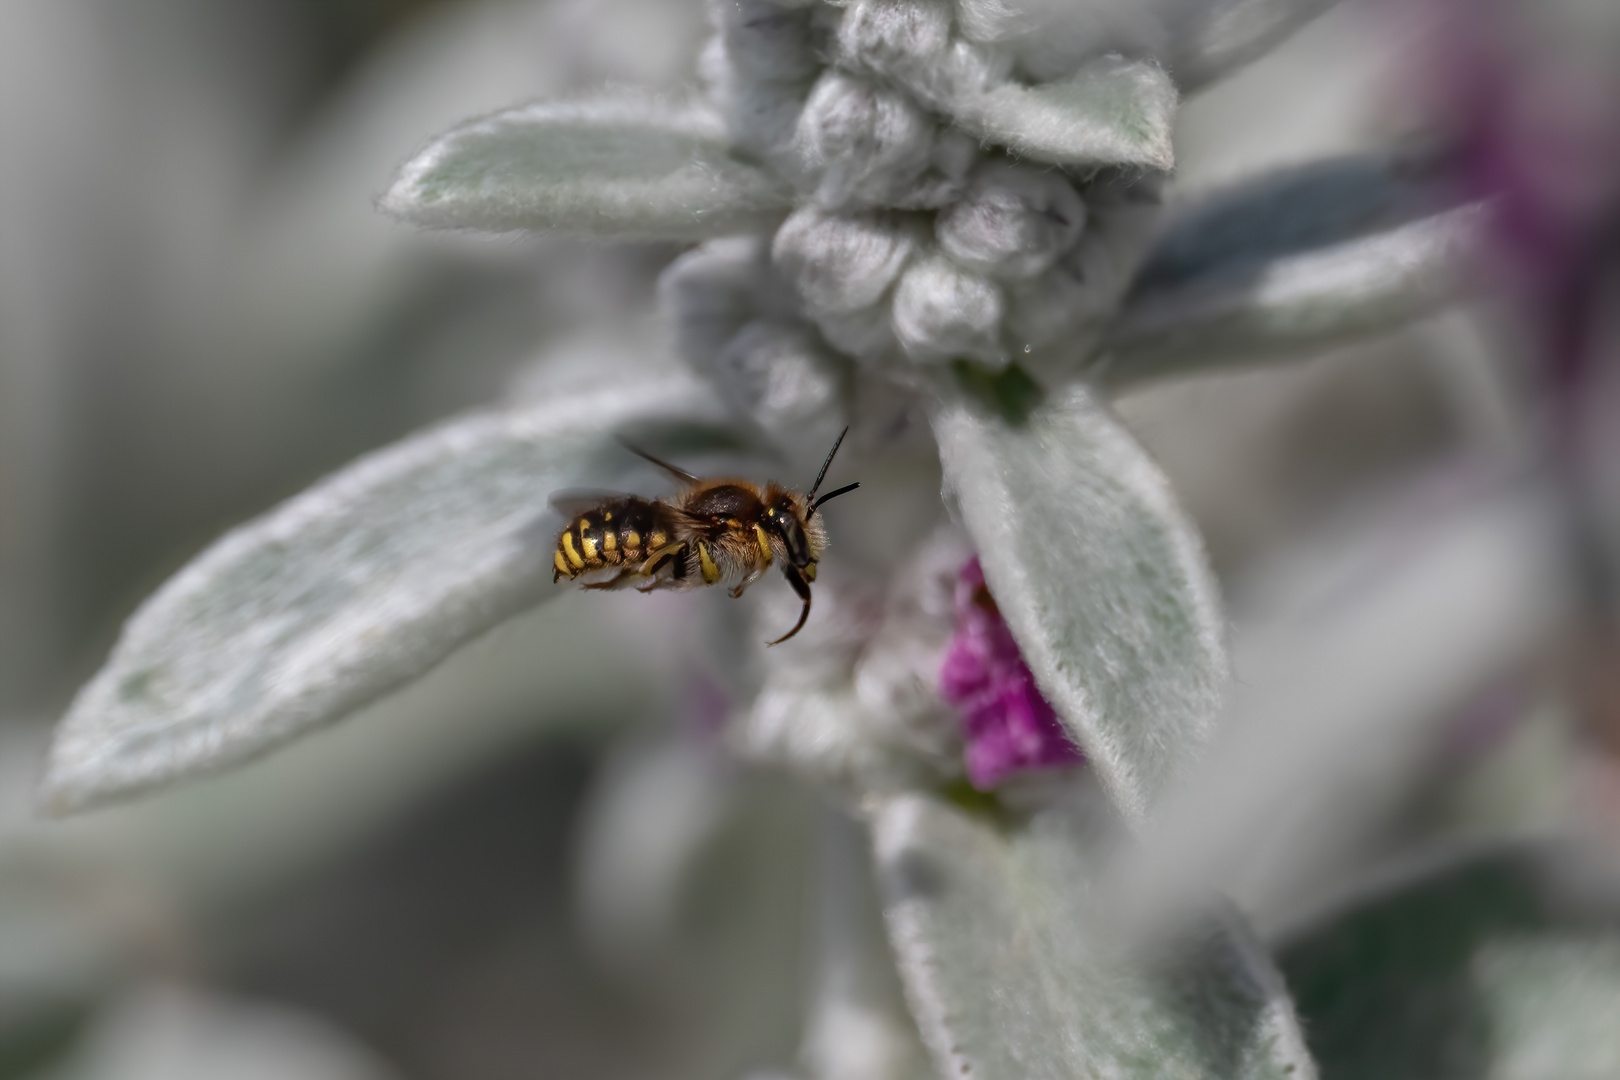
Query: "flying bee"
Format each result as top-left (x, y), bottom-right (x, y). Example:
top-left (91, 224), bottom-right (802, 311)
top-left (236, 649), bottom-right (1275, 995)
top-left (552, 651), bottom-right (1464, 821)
top-left (551, 428), bottom-right (859, 645)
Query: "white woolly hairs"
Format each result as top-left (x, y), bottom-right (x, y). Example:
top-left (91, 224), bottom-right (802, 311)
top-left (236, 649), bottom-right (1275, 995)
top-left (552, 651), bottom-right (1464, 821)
top-left (954, 0), bottom-right (1025, 44)
top-left (957, 0), bottom-right (1171, 83)
top-left (851, 528), bottom-right (971, 755)
top-left (795, 70), bottom-right (937, 206)
top-left (679, 0), bottom-right (1176, 391)
top-left (892, 253), bottom-right (1005, 365)
top-left (817, 300), bottom-right (902, 363)
top-left (772, 205), bottom-right (916, 315)
top-left (839, 0), bottom-right (1014, 112)
top-left (700, 38), bottom-right (810, 160)
top-left (837, 0), bottom-right (953, 89)
top-left (936, 161), bottom-right (1086, 280)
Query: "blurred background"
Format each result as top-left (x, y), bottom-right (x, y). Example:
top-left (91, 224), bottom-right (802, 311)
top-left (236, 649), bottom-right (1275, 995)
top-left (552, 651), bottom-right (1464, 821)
top-left (2, 0), bottom-right (1615, 1077)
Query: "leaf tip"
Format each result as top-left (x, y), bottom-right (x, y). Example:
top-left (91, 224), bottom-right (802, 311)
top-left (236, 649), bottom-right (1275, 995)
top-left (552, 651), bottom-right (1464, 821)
top-left (376, 137), bottom-right (452, 228)
top-left (33, 744), bottom-right (100, 819)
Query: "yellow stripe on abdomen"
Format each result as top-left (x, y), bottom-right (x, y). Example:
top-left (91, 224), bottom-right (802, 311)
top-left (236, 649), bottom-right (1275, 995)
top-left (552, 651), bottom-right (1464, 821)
top-left (562, 531), bottom-right (585, 570)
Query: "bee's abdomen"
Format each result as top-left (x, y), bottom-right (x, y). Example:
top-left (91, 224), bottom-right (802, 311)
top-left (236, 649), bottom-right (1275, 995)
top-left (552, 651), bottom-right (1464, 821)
top-left (553, 497), bottom-right (676, 580)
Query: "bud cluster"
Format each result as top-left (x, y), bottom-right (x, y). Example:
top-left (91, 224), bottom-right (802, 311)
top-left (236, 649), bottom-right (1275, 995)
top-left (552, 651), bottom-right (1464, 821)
top-left (670, 0), bottom-right (1168, 432)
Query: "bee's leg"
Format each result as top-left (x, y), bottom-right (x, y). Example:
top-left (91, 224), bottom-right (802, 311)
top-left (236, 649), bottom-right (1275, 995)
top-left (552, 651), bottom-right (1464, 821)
top-left (636, 543), bottom-right (688, 592)
top-left (641, 543), bottom-right (685, 577)
top-left (728, 564), bottom-right (769, 599)
top-left (765, 566), bottom-right (812, 646)
top-left (581, 570), bottom-right (641, 591)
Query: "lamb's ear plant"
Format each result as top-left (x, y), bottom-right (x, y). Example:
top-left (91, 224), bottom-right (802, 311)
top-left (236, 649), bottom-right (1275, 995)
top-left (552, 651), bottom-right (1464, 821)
top-left (44, 1), bottom-right (1570, 1078)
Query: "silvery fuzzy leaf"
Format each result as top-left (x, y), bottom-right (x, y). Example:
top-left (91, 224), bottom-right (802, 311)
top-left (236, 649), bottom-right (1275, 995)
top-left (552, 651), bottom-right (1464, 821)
top-left (1099, 155), bottom-right (1486, 388)
top-left (952, 0), bottom-right (1341, 96)
top-left (961, 56), bottom-right (1178, 172)
top-left (381, 89), bottom-right (792, 238)
top-left (1158, 0), bottom-right (1348, 93)
top-left (1278, 841), bottom-right (1620, 1080)
top-left (933, 380), bottom-right (1225, 822)
top-left (40, 373), bottom-right (723, 815)
top-left (1104, 478), bottom-right (1566, 937)
top-left (871, 791), bottom-right (1317, 1080)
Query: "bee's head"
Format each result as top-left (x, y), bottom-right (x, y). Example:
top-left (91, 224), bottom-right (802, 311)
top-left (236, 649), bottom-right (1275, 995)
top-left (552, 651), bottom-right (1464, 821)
top-left (763, 495), bottom-right (814, 568)
top-left (761, 429), bottom-right (856, 582)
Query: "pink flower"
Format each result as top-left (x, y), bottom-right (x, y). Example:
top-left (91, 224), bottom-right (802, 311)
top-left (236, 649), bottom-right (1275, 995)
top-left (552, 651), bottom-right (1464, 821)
top-left (939, 558), bottom-right (1082, 790)
top-left (1419, 0), bottom-right (1620, 407)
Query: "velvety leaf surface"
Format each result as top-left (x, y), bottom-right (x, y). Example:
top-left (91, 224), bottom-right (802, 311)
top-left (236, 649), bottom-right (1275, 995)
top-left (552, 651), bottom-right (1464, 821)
top-left (1100, 155), bottom-right (1486, 387)
top-left (1278, 842), bottom-right (1620, 1080)
top-left (870, 791), bottom-right (1316, 1080)
top-left (933, 381), bottom-right (1226, 822)
top-left (381, 89), bottom-right (791, 237)
top-left (41, 373), bottom-right (720, 814)
top-left (963, 57), bottom-right (1178, 172)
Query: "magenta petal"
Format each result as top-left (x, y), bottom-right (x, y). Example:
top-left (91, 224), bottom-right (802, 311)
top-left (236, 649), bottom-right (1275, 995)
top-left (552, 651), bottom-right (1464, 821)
top-left (941, 558), bottom-right (1082, 790)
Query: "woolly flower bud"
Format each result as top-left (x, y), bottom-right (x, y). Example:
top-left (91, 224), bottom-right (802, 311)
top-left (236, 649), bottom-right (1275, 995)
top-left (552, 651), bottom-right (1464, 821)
top-left (795, 70), bottom-right (936, 207)
top-left (700, 37), bottom-right (812, 162)
top-left (932, 36), bottom-right (1014, 101)
top-left (936, 160), bottom-right (1087, 280)
top-left (838, 0), bottom-right (1011, 110)
top-left (953, 0), bottom-right (1023, 44)
top-left (737, 532), bottom-right (969, 793)
top-left (837, 0), bottom-right (953, 90)
top-left (686, 0), bottom-right (1171, 389)
top-left (739, 576), bottom-right (940, 793)
top-left (892, 253), bottom-right (1005, 365)
top-left (772, 205), bottom-right (916, 316)
top-left (851, 530), bottom-right (971, 757)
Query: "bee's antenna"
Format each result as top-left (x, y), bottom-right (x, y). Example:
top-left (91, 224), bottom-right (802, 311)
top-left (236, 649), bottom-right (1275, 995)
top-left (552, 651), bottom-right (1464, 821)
top-left (620, 439), bottom-right (700, 484)
top-left (807, 427), bottom-right (850, 501)
top-left (810, 482), bottom-right (859, 516)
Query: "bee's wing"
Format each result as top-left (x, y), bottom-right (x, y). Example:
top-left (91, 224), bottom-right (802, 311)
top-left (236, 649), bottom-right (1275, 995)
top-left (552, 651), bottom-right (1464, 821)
top-left (546, 489), bottom-right (636, 517)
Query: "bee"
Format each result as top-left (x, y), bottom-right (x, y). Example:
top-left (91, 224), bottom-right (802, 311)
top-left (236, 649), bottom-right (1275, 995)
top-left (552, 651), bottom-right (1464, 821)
top-left (551, 428), bottom-right (859, 645)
